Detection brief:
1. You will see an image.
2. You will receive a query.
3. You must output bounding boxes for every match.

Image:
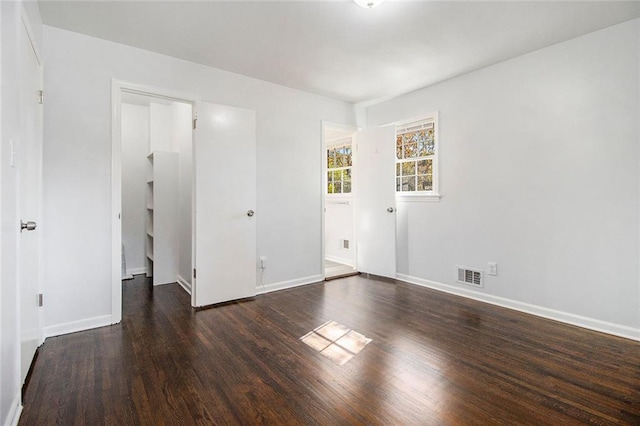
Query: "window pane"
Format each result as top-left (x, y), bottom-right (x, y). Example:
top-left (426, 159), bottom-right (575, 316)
top-left (401, 176), bottom-right (415, 192)
top-left (404, 142), bottom-right (418, 158)
top-left (402, 161), bottom-right (416, 176)
top-left (327, 171), bottom-right (333, 183)
top-left (417, 131), bottom-right (429, 156)
top-left (417, 159), bottom-right (432, 175)
top-left (396, 136), bottom-right (403, 159)
top-left (396, 177), bottom-right (401, 192)
top-left (417, 175), bottom-right (433, 191)
top-left (327, 149), bottom-right (335, 168)
top-left (328, 182), bottom-right (334, 194)
top-left (426, 128), bottom-right (435, 155)
top-left (334, 181), bottom-right (342, 193)
top-left (335, 149), bottom-right (344, 167)
top-left (344, 146), bottom-right (352, 166)
top-left (343, 169), bottom-right (351, 193)
top-left (396, 162), bottom-right (401, 177)
top-left (333, 170), bottom-right (342, 182)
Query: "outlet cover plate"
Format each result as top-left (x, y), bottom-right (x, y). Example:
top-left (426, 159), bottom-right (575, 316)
top-left (488, 262), bottom-right (497, 276)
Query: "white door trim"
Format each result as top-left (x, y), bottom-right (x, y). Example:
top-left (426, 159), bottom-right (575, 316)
top-left (321, 121), bottom-right (359, 280)
top-left (110, 80), bottom-right (197, 324)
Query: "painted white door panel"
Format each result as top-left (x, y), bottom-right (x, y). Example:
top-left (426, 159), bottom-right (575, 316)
top-left (19, 19), bottom-right (43, 383)
top-left (356, 126), bottom-right (396, 278)
top-left (193, 102), bottom-right (256, 307)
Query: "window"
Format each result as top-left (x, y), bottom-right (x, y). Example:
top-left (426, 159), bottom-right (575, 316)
top-left (327, 138), bottom-right (353, 194)
top-left (395, 117), bottom-right (437, 195)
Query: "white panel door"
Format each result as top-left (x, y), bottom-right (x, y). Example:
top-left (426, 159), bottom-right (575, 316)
top-left (356, 126), bottom-right (397, 278)
top-left (193, 102), bottom-right (257, 307)
top-left (19, 20), bottom-right (43, 382)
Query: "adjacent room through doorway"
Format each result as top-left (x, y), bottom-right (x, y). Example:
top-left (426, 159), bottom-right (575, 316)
top-left (323, 124), bottom-right (358, 280)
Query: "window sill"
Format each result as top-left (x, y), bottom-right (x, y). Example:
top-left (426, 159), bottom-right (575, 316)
top-left (395, 193), bottom-right (441, 203)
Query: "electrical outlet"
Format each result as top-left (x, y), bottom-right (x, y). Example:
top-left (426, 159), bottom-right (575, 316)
top-left (488, 262), bottom-right (497, 276)
top-left (259, 256), bottom-right (267, 269)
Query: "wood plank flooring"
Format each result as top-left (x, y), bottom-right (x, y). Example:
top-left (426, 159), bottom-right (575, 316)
top-left (20, 274), bottom-right (640, 425)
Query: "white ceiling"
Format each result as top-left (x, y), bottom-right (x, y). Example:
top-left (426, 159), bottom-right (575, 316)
top-left (38, 1), bottom-right (640, 104)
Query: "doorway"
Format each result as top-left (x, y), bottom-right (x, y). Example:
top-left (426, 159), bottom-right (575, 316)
top-left (119, 92), bottom-right (193, 294)
top-left (322, 123), bottom-right (358, 280)
top-left (111, 82), bottom-right (197, 323)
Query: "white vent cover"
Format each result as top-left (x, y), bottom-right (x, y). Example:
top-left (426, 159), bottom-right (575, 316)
top-left (457, 266), bottom-right (483, 287)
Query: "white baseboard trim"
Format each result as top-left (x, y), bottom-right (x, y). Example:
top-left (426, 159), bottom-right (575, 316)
top-left (177, 275), bottom-right (192, 295)
top-left (8, 392), bottom-right (22, 426)
top-left (126, 267), bottom-right (147, 276)
top-left (43, 314), bottom-right (113, 338)
top-left (397, 273), bottom-right (640, 342)
top-left (325, 254), bottom-right (354, 267)
top-left (257, 274), bottom-right (323, 295)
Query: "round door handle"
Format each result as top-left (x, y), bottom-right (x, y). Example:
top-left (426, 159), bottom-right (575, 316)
top-left (247, 210), bottom-right (255, 217)
top-left (387, 207), bottom-right (395, 213)
top-left (21, 220), bottom-right (37, 232)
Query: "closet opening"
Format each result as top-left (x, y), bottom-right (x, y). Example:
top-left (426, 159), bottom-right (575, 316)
top-left (119, 91), bottom-right (194, 300)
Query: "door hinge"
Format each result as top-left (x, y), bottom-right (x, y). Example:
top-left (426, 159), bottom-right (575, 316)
top-left (38, 293), bottom-right (43, 307)
top-left (193, 268), bottom-right (196, 279)
top-left (192, 116), bottom-right (198, 130)
top-left (38, 90), bottom-right (44, 104)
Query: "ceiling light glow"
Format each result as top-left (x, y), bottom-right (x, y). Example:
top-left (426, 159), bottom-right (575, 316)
top-left (353, 0), bottom-right (385, 9)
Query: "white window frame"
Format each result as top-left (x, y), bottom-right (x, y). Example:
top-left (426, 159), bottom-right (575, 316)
top-left (395, 113), bottom-right (441, 203)
top-left (326, 136), bottom-right (354, 196)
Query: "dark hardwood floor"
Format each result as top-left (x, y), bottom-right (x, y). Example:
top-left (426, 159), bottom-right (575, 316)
top-left (20, 274), bottom-right (640, 425)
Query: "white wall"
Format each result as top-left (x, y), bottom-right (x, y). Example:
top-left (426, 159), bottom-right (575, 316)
top-left (121, 103), bottom-right (149, 276)
top-left (325, 199), bottom-right (354, 266)
top-left (367, 19), bottom-right (640, 337)
top-left (1, 2), bottom-right (42, 424)
top-left (42, 26), bottom-right (355, 329)
top-left (149, 103), bottom-right (175, 152)
top-left (0, 4), bottom-right (20, 424)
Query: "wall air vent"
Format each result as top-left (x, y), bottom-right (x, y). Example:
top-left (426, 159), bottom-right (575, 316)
top-left (342, 239), bottom-right (350, 249)
top-left (457, 266), bottom-right (483, 288)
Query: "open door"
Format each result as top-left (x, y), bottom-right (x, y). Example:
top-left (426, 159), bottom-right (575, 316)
top-left (192, 102), bottom-right (257, 307)
top-left (19, 16), bottom-right (43, 382)
top-left (356, 126), bottom-right (397, 279)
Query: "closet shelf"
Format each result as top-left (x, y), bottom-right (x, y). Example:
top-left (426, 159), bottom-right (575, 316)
top-left (146, 151), bottom-right (179, 287)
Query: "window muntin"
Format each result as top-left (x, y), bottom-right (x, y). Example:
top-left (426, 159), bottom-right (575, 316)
top-left (395, 120), bottom-right (435, 193)
top-left (327, 138), bottom-right (353, 194)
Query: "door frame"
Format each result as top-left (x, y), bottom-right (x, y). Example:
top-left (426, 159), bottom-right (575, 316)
top-left (321, 121), bottom-right (359, 279)
top-left (110, 80), bottom-right (197, 323)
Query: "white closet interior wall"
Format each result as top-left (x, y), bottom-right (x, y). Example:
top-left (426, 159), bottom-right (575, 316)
top-left (121, 103), bottom-right (150, 276)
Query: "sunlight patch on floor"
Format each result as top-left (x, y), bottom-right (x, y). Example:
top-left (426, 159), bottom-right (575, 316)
top-left (300, 320), bottom-right (372, 365)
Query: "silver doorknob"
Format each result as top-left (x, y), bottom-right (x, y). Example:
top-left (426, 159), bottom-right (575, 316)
top-left (21, 220), bottom-right (37, 232)
top-left (387, 207), bottom-right (395, 213)
top-left (247, 210), bottom-right (255, 217)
